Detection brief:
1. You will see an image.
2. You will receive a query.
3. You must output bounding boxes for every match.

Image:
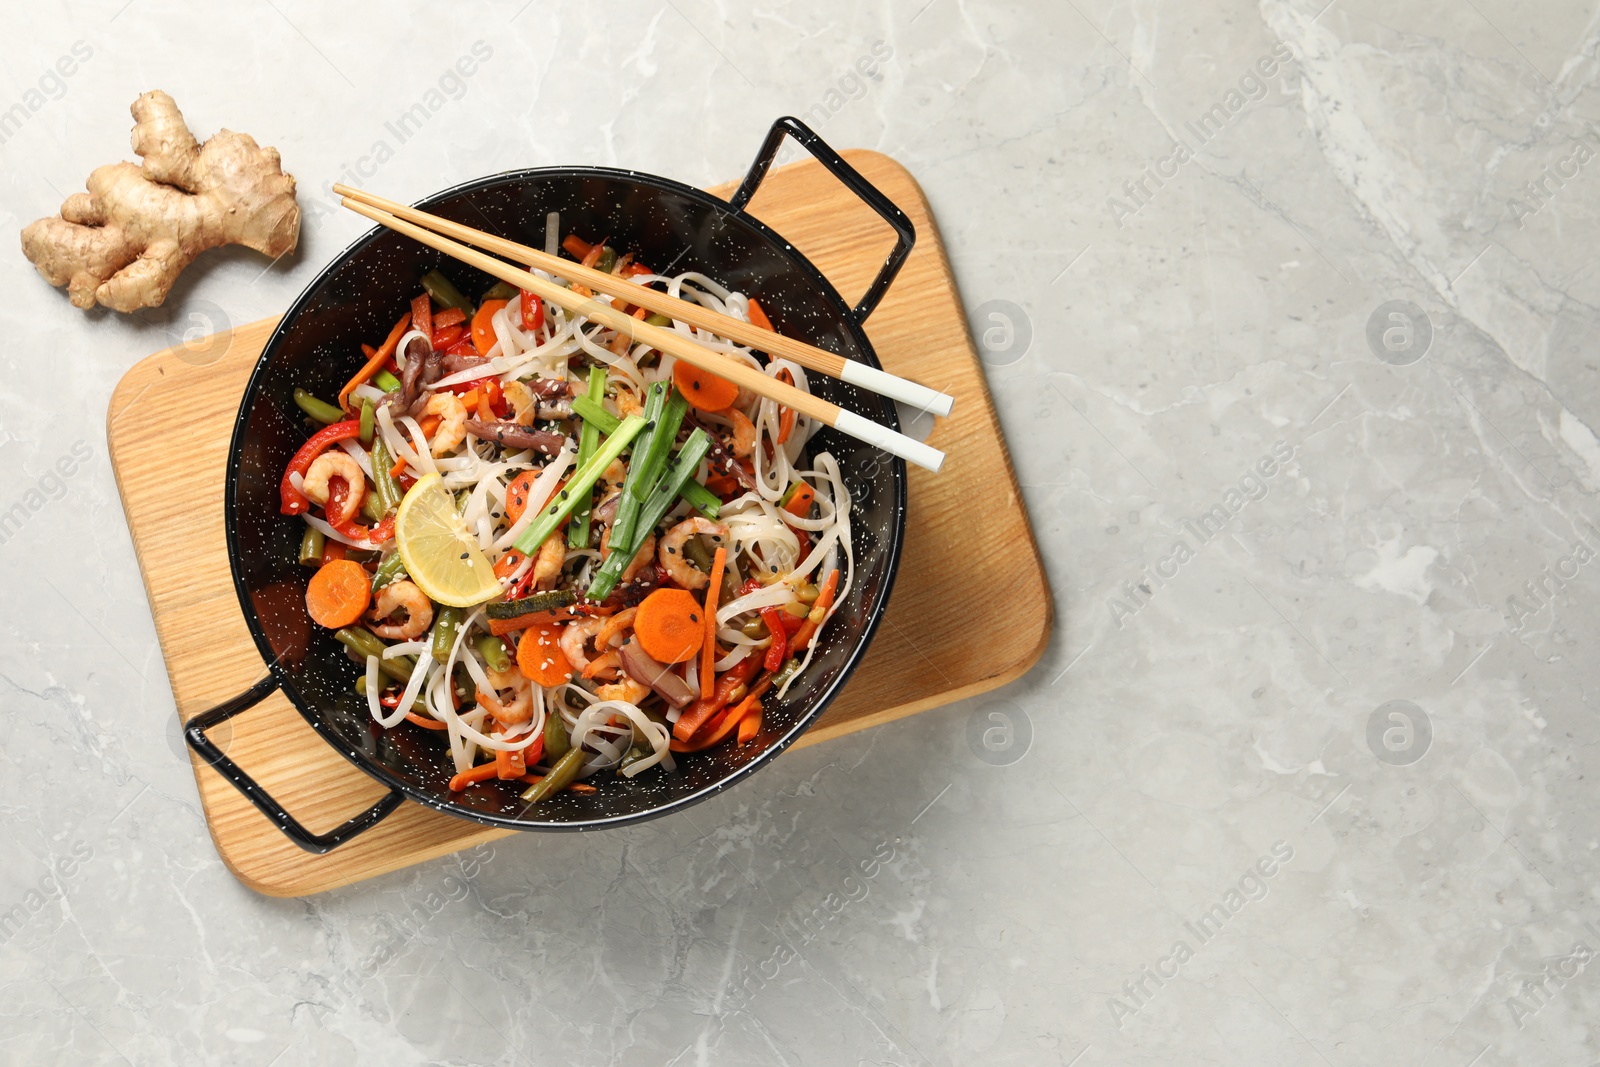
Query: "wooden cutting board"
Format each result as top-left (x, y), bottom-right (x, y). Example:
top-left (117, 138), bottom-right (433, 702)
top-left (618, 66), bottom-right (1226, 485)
top-left (107, 151), bottom-right (1051, 896)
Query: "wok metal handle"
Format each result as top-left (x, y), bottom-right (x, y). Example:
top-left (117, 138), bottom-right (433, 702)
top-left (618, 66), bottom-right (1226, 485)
top-left (729, 115), bottom-right (915, 324)
top-left (184, 675), bottom-right (405, 854)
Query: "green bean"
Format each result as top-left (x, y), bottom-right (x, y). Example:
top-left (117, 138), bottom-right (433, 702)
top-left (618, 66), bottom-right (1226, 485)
top-left (682, 536), bottom-right (713, 572)
top-left (595, 246), bottom-right (617, 273)
top-left (370, 440), bottom-right (401, 514)
top-left (520, 746), bottom-right (585, 804)
top-left (298, 527), bottom-right (325, 567)
top-left (421, 268), bottom-right (473, 314)
top-left (795, 581), bottom-right (820, 604)
top-left (371, 552), bottom-right (407, 592)
top-left (431, 606), bottom-right (463, 664)
top-left (482, 280), bottom-right (518, 302)
top-left (346, 548), bottom-right (381, 564)
top-left (543, 710), bottom-right (570, 760)
top-left (476, 634), bottom-right (512, 674)
top-left (335, 627), bottom-right (414, 682)
top-left (361, 490), bottom-right (383, 523)
top-left (644, 312), bottom-right (672, 328)
top-left (358, 398), bottom-right (375, 445)
top-left (740, 616), bottom-right (767, 639)
top-left (294, 388), bottom-right (344, 424)
top-left (772, 657), bottom-right (802, 690)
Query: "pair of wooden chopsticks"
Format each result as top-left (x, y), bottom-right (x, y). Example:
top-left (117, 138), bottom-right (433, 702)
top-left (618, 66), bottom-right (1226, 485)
top-left (334, 184), bottom-right (949, 472)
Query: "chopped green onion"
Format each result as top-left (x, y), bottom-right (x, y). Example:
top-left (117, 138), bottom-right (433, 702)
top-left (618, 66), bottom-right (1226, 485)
top-left (511, 415), bottom-right (646, 556)
top-left (568, 366), bottom-right (608, 549)
top-left (374, 369), bottom-right (402, 393)
top-left (587, 429), bottom-right (711, 600)
top-left (680, 479), bottom-right (720, 519)
top-left (571, 393), bottom-right (621, 436)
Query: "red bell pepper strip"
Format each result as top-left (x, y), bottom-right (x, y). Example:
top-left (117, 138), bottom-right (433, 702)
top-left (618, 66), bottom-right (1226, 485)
top-left (520, 289), bottom-right (544, 332)
top-left (759, 606), bottom-right (789, 671)
top-left (411, 293), bottom-right (433, 343)
top-left (280, 420), bottom-right (362, 515)
top-left (432, 323), bottom-right (466, 350)
top-left (326, 479), bottom-right (394, 544)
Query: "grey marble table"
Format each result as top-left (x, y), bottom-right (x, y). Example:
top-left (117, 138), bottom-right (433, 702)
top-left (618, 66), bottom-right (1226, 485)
top-left (3, 1), bottom-right (1599, 1064)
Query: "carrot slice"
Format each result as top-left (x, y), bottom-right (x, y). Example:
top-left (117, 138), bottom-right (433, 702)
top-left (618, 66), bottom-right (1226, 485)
top-left (338, 312), bottom-right (411, 412)
top-left (746, 297), bottom-right (774, 332)
top-left (517, 621), bottom-right (573, 686)
top-left (471, 299), bottom-right (509, 356)
top-left (672, 360), bottom-right (740, 412)
top-left (504, 470), bottom-right (540, 524)
top-left (634, 588), bottom-right (706, 664)
top-left (433, 307), bottom-right (467, 329)
top-left (562, 234), bottom-right (592, 259)
top-left (700, 546), bottom-right (727, 699)
top-left (405, 712), bottom-right (448, 731)
top-left (305, 559), bottom-right (371, 628)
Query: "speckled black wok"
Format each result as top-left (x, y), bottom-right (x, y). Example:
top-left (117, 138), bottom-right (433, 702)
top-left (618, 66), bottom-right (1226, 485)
top-left (185, 117), bottom-right (911, 852)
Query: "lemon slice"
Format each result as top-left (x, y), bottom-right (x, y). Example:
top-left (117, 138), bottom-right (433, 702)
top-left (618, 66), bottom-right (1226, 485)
top-left (394, 473), bottom-right (501, 608)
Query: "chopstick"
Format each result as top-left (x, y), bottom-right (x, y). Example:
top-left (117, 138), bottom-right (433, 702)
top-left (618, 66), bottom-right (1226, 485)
top-left (338, 196), bottom-right (947, 473)
top-left (332, 183), bottom-right (955, 419)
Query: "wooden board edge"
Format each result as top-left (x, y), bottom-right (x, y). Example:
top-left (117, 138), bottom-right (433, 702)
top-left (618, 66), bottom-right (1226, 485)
top-left (837, 149), bottom-right (1057, 678)
top-left (206, 793), bottom-right (517, 897)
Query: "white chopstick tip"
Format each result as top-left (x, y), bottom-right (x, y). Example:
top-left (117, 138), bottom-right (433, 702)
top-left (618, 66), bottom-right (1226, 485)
top-left (834, 410), bottom-right (945, 472)
top-left (837, 360), bottom-right (954, 418)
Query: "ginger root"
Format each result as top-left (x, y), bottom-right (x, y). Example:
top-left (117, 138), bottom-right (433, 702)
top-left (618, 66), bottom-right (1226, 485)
top-left (21, 90), bottom-right (300, 312)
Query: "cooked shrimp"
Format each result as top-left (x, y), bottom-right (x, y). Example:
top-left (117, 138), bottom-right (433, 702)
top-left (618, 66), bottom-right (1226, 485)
top-left (559, 617), bottom-right (608, 675)
top-left (479, 670), bottom-right (533, 725)
top-left (370, 580), bottom-right (433, 640)
top-left (728, 409), bottom-right (756, 458)
top-left (303, 452), bottom-right (366, 525)
top-left (595, 677), bottom-right (649, 704)
top-left (532, 531), bottom-right (566, 589)
top-left (600, 528), bottom-right (656, 584)
top-left (582, 650), bottom-right (622, 681)
top-left (594, 607), bottom-right (638, 651)
top-left (614, 388), bottom-right (643, 417)
top-left (423, 392), bottom-right (467, 455)
top-left (657, 517), bottom-right (731, 590)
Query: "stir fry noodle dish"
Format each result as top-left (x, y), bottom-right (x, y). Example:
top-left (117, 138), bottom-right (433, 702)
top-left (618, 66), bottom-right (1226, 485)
top-left (283, 229), bottom-right (853, 805)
